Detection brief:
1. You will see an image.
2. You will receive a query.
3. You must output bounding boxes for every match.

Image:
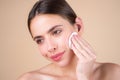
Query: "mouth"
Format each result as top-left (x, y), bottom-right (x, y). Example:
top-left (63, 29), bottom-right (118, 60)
top-left (50, 51), bottom-right (65, 61)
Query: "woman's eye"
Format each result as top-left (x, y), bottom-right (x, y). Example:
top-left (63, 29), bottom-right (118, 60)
top-left (53, 30), bottom-right (62, 35)
top-left (36, 39), bottom-right (44, 44)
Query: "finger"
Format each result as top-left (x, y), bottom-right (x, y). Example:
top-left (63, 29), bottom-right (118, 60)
top-left (74, 35), bottom-right (96, 59)
top-left (71, 42), bottom-right (85, 59)
top-left (71, 35), bottom-right (91, 61)
top-left (79, 37), bottom-right (96, 59)
top-left (72, 35), bottom-right (91, 58)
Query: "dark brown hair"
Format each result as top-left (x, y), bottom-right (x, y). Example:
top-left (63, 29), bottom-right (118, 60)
top-left (28, 0), bottom-right (77, 35)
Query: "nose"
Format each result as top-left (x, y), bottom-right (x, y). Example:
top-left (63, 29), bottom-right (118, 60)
top-left (46, 39), bottom-right (57, 53)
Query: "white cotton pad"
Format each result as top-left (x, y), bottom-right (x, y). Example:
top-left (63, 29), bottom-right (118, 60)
top-left (68, 32), bottom-right (78, 48)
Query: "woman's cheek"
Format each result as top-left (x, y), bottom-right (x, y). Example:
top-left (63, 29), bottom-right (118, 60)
top-left (57, 34), bottom-right (69, 48)
top-left (38, 45), bottom-right (47, 56)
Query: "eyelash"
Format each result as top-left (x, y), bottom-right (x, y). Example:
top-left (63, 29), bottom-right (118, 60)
top-left (35, 30), bottom-right (62, 44)
top-left (36, 39), bottom-right (44, 44)
top-left (52, 30), bottom-right (62, 35)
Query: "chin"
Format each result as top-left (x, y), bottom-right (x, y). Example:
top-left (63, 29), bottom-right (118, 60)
top-left (56, 59), bottom-right (72, 67)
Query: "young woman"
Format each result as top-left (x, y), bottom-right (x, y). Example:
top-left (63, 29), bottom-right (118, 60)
top-left (18, 0), bottom-right (120, 80)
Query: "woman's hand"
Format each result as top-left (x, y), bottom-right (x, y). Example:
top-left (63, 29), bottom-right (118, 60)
top-left (71, 34), bottom-right (96, 80)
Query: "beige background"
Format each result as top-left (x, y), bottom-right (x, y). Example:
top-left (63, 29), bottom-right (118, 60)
top-left (0, 0), bottom-right (120, 80)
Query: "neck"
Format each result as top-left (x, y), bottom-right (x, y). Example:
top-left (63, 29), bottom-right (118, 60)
top-left (58, 55), bottom-right (78, 77)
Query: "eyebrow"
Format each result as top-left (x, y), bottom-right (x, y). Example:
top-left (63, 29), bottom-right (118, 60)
top-left (33, 25), bottom-right (63, 40)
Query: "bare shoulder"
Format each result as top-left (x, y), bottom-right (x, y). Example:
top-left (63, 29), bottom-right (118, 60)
top-left (98, 62), bottom-right (120, 80)
top-left (17, 63), bottom-right (56, 80)
top-left (101, 63), bottom-right (120, 74)
top-left (17, 71), bottom-right (54, 80)
top-left (17, 71), bottom-right (42, 80)
top-left (17, 72), bottom-right (33, 80)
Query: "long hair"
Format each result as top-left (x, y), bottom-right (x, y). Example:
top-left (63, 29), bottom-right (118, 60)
top-left (28, 0), bottom-right (77, 34)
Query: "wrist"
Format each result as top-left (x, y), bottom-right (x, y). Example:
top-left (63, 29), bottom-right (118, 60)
top-left (77, 73), bottom-right (89, 80)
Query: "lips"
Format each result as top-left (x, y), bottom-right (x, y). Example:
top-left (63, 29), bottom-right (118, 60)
top-left (50, 51), bottom-right (64, 61)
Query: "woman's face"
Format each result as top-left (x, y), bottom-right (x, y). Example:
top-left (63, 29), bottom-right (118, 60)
top-left (30, 14), bottom-right (77, 67)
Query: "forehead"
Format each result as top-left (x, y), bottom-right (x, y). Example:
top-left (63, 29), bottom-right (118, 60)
top-left (30, 14), bottom-right (71, 37)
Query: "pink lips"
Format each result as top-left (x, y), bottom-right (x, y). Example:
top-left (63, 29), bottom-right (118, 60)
top-left (50, 52), bottom-right (64, 61)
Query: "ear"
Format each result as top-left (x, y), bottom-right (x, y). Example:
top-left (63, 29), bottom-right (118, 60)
top-left (74, 17), bottom-right (84, 36)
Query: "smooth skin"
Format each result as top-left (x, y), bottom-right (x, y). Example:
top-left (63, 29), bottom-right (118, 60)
top-left (18, 14), bottom-right (120, 80)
